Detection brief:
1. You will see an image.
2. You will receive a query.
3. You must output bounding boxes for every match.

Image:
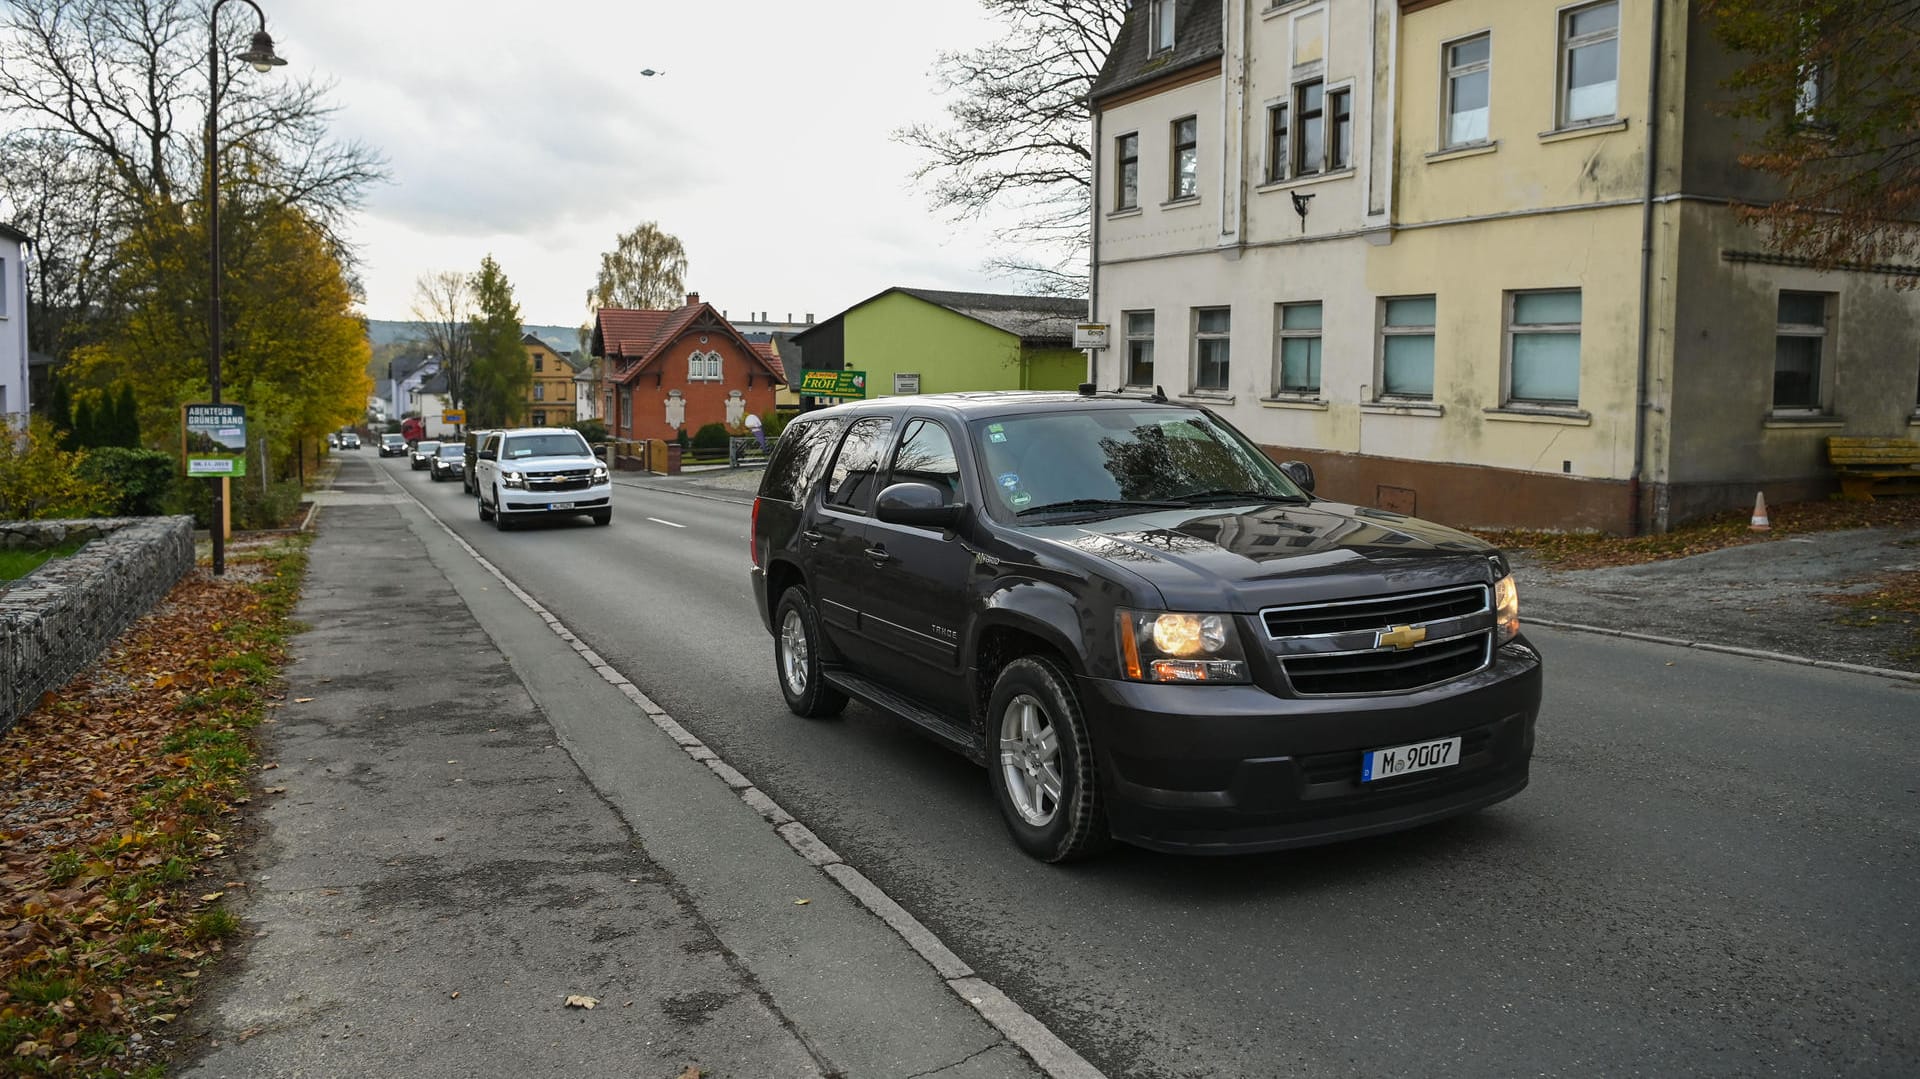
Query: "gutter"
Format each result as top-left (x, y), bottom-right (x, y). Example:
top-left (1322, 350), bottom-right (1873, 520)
top-left (1088, 97), bottom-right (1102, 387)
top-left (1630, 0), bottom-right (1667, 535)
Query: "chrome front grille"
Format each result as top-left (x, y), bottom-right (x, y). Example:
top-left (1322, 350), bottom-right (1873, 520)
top-left (1262, 584), bottom-right (1494, 696)
top-left (526, 468), bottom-right (595, 492)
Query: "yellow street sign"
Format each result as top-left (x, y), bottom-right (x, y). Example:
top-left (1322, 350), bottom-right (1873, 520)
top-left (443, 410), bottom-right (467, 425)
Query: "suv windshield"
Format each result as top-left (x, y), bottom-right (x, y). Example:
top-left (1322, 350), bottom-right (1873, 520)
top-left (502, 433), bottom-right (591, 459)
top-left (970, 407), bottom-right (1307, 519)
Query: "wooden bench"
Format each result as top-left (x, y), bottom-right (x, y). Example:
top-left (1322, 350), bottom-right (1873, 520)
top-left (1827, 436), bottom-right (1920, 500)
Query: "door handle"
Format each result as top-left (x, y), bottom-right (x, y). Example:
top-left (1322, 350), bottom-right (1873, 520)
top-left (863, 546), bottom-right (893, 564)
top-left (802, 529), bottom-right (824, 545)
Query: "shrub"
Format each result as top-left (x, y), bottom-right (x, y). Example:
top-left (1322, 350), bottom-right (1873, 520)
top-left (162, 474), bottom-right (305, 531)
top-left (0, 417), bottom-right (107, 519)
top-left (691, 422), bottom-right (731, 453)
top-left (78, 447), bottom-right (176, 516)
top-left (569, 418), bottom-right (608, 444)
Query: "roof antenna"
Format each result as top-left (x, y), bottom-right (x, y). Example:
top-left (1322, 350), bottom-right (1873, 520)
top-left (1151, 384), bottom-right (1168, 403)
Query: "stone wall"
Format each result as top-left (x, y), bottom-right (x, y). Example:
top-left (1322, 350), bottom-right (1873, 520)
top-left (1, 517), bottom-right (195, 732)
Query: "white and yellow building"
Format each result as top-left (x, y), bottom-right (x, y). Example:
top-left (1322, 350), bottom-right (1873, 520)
top-left (1089, 0), bottom-right (1920, 532)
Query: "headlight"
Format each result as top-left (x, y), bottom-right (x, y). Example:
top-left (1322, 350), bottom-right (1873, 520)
top-left (1494, 573), bottom-right (1520, 645)
top-left (1118, 610), bottom-right (1250, 684)
top-left (503, 470), bottom-right (526, 489)
top-left (591, 465), bottom-right (609, 482)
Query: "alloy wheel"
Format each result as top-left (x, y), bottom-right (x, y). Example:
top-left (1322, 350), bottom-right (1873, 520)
top-left (999, 693), bottom-right (1062, 827)
top-left (779, 608), bottom-right (809, 695)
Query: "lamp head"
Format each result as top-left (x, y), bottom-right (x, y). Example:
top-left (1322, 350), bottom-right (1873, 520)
top-left (239, 31), bottom-right (286, 72)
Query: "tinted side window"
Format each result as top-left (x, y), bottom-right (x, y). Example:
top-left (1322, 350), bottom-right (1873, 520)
top-left (760, 419), bottom-right (841, 503)
top-left (825, 417), bottom-right (894, 514)
top-left (889, 419), bottom-right (961, 505)
top-left (482, 433), bottom-right (501, 456)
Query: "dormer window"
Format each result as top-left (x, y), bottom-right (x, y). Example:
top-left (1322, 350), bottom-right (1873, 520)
top-left (1149, 0), bottom-right (1174, 53)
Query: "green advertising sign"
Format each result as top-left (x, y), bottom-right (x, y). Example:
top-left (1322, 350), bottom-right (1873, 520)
top-left (181, 403), bottom-right (248, 477)
top-left (798, 369), bottom-right (867, 399)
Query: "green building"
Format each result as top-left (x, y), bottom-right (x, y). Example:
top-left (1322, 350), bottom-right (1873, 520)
top-left (790, 288), bottom-right (1088, 404)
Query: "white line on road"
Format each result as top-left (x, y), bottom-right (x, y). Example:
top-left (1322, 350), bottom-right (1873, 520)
top-left (646, 517), bottom-right (687, 528)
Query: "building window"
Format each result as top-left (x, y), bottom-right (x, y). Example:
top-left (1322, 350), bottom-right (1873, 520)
top-left (533, 383), bottom-right (545, 401)
top-left (1560, 1), bottom-right (1619, 126)
top-left (1193, 307), bottom-right (1231, 392)
top-left (1506, 290), bottom-right (1582, 406)
top-left (1444, 34), bottom-right (1491, 147)
top-left (1294, 81), bottom-right (1324, 176)
top-left (1795, 62), bottom-right (1833, 129)
top-left (619, 389), bottom-right (632, 429)
top-left (1328, 88), bottom-right (1353, 170)
top-left (1124, 311), bottom-right (1155, 386)
top-left (531, 410), bottom-right (547, 426)
top-left (687, 350), bottom-right (721, 381)
top-left (1275, 302), bottom-right (1322, 395)
top-left (1380, 296), bottom-right (1437, 399)
top-left (1266, 102), bottom-right (1289, 183)
top-left (0, 257), bottom-right (8, 316)
top-left (1116, 132), bottom-right (1139, 210)
top-left (1172, 116), bottom-right (1198, 200)
top-left (534, 353), bottom-right (544, 372)
top-left (1148, 0), bottom-right (1174, 53)
top-left (1774, 292), bottom-right (1832, 411)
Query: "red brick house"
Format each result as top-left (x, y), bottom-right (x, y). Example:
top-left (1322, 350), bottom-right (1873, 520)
top-left (591, 293), bottom-right (786, 442)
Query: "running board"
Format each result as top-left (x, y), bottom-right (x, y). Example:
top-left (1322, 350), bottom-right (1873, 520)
top-left (823, 671), bottom-right (984, 763)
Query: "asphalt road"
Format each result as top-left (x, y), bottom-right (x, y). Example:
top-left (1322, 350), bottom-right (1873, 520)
top-left (370, 453), bottom-right (1920, 1078)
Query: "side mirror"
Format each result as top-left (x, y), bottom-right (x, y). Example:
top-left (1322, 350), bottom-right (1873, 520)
top-left (478, 449), bottom-right (497, 462)
top-left (876, 482), bottom-right (965, 530)
top-left (1280, 460), bottom-right (1315, 494)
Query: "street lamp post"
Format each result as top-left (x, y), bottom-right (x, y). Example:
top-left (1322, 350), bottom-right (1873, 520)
top-left (206, 0), bottom-right (285, 576)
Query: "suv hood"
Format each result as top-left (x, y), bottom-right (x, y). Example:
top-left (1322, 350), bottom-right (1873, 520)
top-left (494, 454), bottom-right (600, 471)
top-left (1027, 501), bottom-right (1502, 611)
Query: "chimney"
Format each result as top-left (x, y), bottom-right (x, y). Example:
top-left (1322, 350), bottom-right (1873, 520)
top-left (686, 291), bottom-right (700, 306)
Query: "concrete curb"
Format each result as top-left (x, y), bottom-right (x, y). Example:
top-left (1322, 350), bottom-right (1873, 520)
top-left (1528, 617), bottom-right (1920, 684)
top-left (376, 466), bottom-right (1106, 1079)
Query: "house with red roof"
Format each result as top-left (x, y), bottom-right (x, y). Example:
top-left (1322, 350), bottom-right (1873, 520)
top-left (591, 293), bottom-right (786, 443)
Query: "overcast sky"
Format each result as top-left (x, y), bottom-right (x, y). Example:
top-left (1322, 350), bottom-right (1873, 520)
top-left (284, 1), bottom-right (1023, 325)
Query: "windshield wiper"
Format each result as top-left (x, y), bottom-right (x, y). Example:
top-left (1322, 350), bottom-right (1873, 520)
top-left (1015, 498), bottom-right (1189, 518)
top-left (1175, 489), bottom-right (1312, 504)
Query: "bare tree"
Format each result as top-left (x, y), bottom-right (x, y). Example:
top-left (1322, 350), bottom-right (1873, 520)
top-left (0, 131), bottom-right (117, 357)
top-left (411, 271), bottom-right (475, 410)
top-left (896, 0), bottom-right (1127, 296)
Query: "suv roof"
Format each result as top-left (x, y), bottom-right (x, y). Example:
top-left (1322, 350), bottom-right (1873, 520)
top-left (796, 389), bottom-right (1176, 422)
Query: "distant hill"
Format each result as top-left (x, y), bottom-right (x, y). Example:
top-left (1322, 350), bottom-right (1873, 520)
top-left (365, 319), bottom-right (583, 354)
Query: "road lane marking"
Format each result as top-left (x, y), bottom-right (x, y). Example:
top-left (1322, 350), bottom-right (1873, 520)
top-left (646, 517), bottom-right (686, 528)
top-left (369, 458), bottom-right (1107, 1079)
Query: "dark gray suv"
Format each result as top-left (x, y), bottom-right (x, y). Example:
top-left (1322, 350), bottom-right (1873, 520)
top-left (749, 389), bottom-right (1541, 862)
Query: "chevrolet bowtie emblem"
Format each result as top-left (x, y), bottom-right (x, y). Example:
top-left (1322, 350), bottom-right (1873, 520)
top-left (1377, 624), bottom-right (1428, 650)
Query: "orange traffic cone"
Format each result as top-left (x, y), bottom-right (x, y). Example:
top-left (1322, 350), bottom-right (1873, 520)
top-left (1749, 492), bottom-right (1771, 532)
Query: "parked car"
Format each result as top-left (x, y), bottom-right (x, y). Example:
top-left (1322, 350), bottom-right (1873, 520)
top-left (473, 428), bottom-right (612, 529)
top-left (327, 433), bottom-right (339, 449)
top-left (379, 433), bottom-right (407, 457)
top-left (410, 439), bottom-right (441, 470)
top-left (339, 432), bottom-right (361, 450)
top-left (461, 429), bottom-right (500, 495)
top-left (748, 389), bottom-right (1541, 862)
top-left (429, 443), bottom-right (466, 482)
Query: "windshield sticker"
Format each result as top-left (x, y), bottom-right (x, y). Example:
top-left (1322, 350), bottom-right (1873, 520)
top-left (987, 423), bottom-right (1007, 443)
top-left (1009, 491), bottom-right (1032, 509)
top-left (997, 472), bottom-right (1022, 490)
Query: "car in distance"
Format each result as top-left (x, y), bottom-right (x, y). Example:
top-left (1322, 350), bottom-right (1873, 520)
top-left (429, 442), bottom-right (466, 482)
top-left (379, 433), bottom-right (407, 457)
top-left (462, 429), bottom-right (499, 495)
top-left (339, 432), bottom-right (361, 450)
top-left (473, 427), bottom-right (612, 529)
top-left (749, 389), bottom-right (1541, 862)
top-left (409, 439), bottom-right (441, 471)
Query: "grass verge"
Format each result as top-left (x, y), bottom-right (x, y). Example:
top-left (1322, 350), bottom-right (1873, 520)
top-left (0, 540), bottom-right (89, 583)
top-left (1477, 495), bottom-right (1920, 570)
top-left (1, 535), bottom-right (309, 1076)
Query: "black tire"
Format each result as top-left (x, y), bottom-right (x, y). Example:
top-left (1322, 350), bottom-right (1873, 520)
top-left (591, 510), bottom-right (612, 526)
top-left (986, 656), bottom-right (1111, 863)
top-left (772, 587), bottom-right (847, 719)
top-left (478, 490), bottom-right (494, 521)
top-left (491, 488), bottom-right (513, 530)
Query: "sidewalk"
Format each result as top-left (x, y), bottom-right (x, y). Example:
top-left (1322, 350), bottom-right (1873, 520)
top-left (178, 464), bottom-right (1053, 1078)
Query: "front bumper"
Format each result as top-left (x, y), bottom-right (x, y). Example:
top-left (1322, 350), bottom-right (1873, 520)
top-left (497, 481), bottom-right (613, 517)
top-left (1082, 639), bottom-right (1543, 855)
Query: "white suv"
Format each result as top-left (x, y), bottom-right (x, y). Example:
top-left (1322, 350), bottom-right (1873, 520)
top-left (474, 428), bottom-right (612, 529)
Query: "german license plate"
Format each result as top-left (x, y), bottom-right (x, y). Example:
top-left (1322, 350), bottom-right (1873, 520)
top-left (547, 501), bottom-right (575, 510)
top-left (1361, 736), bottom-right (1461, 782)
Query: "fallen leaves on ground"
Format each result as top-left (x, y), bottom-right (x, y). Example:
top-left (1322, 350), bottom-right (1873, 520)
top-left (0, 536), bottom-right (309, 1076)
top-left (564, 995), bottom-right (599, 1010)
top-left (1478, 495), bottom-right (1920, 570)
